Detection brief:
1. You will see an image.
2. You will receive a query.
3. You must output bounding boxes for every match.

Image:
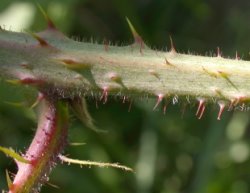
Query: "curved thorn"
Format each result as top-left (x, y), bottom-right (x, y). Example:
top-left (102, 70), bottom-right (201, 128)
top-left (198, 105), bottom-right (205, 119)
top-left (196, 98), bottom-right (205, 115)
top-left (126, 17), bottom-right (144, 53)
top-left (100, 86), bottom-right (108, 104)
top-left (217, 101), bottom-right (226, 120)
top-left (153, 94), bottom-right (164, 110)
top-left (169, 35), bottom-right (176, 53)
top-left (126, 17), bottom-right (140, 42)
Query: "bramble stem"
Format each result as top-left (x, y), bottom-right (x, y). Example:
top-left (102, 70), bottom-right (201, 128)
top-left (8, 97), bottom-right (69, 193)
top-left (1, 29), bottom-right (250, 106)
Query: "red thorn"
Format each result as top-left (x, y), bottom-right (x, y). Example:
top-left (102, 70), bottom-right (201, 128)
top-left (217, 101), bottom-right (226, 120)
top-left (196, 98), bottom-right (206, 119)
top-left (153, 94), bottom-right (164, 110)
top-left (100, 86), bottom-right (108, 104)
top-left (169, 35), bottom-right (176, 53)
top-left (217, 47), bottom-right (222, 57)
top-left (20, 77), bottom-right (43, 85)
top-left (198, 105), bottom-right (205, 119)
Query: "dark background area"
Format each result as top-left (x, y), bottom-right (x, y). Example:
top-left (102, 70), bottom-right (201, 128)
top-left (1, 0), bottom-right (250, 193)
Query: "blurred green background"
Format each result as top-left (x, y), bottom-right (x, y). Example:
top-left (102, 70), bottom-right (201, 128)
top-left (1, 0), bottom-right (250, 193)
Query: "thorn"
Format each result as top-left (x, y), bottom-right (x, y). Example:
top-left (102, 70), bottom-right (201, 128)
top-left (153, 94), bottom-right (164, 110)
top-left (28, 31), bottom-right (49, 47)
top-left (21, 77), bottom-right (43, 85)
top-left (107, 72), bottom-right (126, 88)
top-left (5, 79), bottom-right (22, 85)
top-left (196, 98), bottom-right (206, 119)
top-left (0, 146), bottom-right (30, 164)
top-left (37, 3), bottom-right (56, 30)
top-left (229, 95), bottom-right (247, 110)
top-left (29, 32), bottom-right (46, 45)
top-left (6, 76), bottom-right (43, 86)
top-left (164, 58), bottom-right (174, 66)
top-left (60, 58), bottom-right (90, 69)
top-left (69, 97), bottom-right (106, 133)
top-left (30, 92), bottom-right (44, 109)
top-left (228, 98), bottom-right (236, 111)
top-left (5, 170), bottom-right (13, 189)
top-left (169, 35), bottom-right (176, 53)
top-left (217, 47), bottom-right (222, 57)
top-left (172, 95), bottom-right (178, 105)
top-left (235, 51), bottom-right (240, 60)
top-left (4, 101), bottom-right (25, 107)
top-left (126, 17), bottom-right (144, 54)
top-left (122, 96), bottom-right (127, 103)
top-left (217, 101), bottom-right (226, 120)
top-left (100, 86), bottom-right (108, 104)
top-left (211, 87), bottom-right (223, 98)
top-left (148, 69), bottom-right (160, 79)
top-left (45, 182), bottom-right (60, 189)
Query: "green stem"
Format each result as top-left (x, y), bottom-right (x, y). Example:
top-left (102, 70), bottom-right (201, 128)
top-left (1, 29), bottom-right (250, 107)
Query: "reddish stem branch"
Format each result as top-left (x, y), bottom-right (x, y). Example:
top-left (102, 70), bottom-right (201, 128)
top-left (8, 97), bottom-right (69, 193)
